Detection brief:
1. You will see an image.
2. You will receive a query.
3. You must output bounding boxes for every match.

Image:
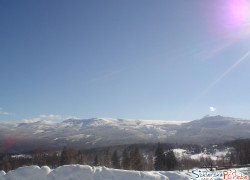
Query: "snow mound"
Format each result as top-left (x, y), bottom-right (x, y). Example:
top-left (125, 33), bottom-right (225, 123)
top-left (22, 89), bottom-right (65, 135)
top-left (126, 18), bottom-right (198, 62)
top-left (0, 171), bottom-right (6, 177)
top-left (1, 166), bottom-right (50, 180)
top-left (1, 165), bottom-right (249, 180)
top-left (0, 165), bottom-right (191, 180)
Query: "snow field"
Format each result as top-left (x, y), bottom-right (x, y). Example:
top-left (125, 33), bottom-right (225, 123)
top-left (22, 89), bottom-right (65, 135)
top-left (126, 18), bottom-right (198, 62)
top-left (173, 148), bottom-right (230, 161)
top-left (0, 165), bottom-right (191, 180)
top-left (1, 165), bottom-right (249, 180)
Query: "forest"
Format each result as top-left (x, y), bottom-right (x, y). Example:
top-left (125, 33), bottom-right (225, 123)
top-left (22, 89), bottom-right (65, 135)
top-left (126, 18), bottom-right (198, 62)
top-left (0, 139), bottom-right (249, 173)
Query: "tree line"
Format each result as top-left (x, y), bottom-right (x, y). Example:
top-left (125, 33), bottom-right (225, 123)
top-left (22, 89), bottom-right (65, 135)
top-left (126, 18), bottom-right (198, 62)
top-left (0, 143), bottom-right (177, 172)
top-left (0, 139), bottom-right (249, 172)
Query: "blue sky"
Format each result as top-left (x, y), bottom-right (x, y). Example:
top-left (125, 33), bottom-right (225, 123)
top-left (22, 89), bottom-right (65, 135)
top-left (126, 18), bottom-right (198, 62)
top-left (1, 0), bottom-right (250, 122)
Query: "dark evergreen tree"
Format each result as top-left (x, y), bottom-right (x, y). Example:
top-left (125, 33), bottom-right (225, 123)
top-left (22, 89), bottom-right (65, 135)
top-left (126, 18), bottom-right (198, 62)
top-left (61, 147), bottom-right (69, 165)
top-left (93, 155), bottom-right (99, 166)
top-left (165, 149), bottom-right (178, 170)
top-left (154, 143), bottom-right (165, 170)
top-left (146, 154), bottom-right (154, 170)
top-left (60, 147), bottom-right (77, 165)
top-left (103, 149), bottom-right (111, 167)
top-left (122, 149), bottom-right (130, 169)
top-left (130, 147), bottom-right (145, 171)
top-left (0, 156), bottom-right (11, 172)
top-left (32, 148), bottom-right (45, 166)
top-left (77, 151), bottom-right (88, 165)
top-left (111, 150), bottom-right (120, 169)
top-left (229, 139), bottom-right (247, 165)
top-left (47, 150), bottom-right (60, 168)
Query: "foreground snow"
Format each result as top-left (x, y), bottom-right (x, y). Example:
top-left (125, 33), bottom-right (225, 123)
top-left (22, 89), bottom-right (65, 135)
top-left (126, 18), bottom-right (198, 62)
top-left (0, 165), bottom-right (189, 180)
top-left (0, 165), bottom-right (249, 180)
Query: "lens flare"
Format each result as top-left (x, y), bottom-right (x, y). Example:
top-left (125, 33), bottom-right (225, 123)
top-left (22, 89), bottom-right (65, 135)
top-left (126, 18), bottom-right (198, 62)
top-left (226, 0), bottom-right (250, 33)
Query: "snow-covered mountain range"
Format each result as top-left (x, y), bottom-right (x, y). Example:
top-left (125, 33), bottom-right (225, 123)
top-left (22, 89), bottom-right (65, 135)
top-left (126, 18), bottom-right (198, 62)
top-left (0, 115), bottom-right (249, 153)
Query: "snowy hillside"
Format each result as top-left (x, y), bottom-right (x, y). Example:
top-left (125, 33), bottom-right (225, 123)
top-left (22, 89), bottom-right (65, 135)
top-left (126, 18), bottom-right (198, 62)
top-left (0, 115), bottom-right (249, 153)
top-left (0, 165), bottom-right (249, 180)
top-left (173, 148), bottom-right (230, 161)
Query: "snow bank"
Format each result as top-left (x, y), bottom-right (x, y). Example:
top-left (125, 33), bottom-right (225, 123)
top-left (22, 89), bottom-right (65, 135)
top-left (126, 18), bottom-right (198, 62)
top-left (0, 171), bottom-right (5, 178)
top-left (0, 165), bottom-right (191, 180)
top-left (2, 165), bottom-right (248, 180)
top-left (1, 166), bottom-right (50, 180)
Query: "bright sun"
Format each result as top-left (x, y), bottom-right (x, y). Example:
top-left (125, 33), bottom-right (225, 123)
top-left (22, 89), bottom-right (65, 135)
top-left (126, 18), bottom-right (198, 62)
top-left (228, 0), bottom-right (250, 30)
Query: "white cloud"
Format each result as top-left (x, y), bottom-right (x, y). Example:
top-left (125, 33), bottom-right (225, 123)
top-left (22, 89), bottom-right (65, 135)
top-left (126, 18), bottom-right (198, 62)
top-left (21, 114), bottom-right (62, 123)
top-left (39, 114), bottom-right (62, 119)
top-left (21, 118), bottom-right (41, 123)
top-left (21, 114), bottom-right (78, 123)
top-left (65, 116), bottom-right (80, 120)
top-left (209, 107), bottom-right (216, 112)
top-left (0, 107), bottom-right (15, 115)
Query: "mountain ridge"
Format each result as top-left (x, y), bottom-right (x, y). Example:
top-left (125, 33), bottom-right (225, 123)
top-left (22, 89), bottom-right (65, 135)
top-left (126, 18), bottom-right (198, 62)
top-left (0, 115), bottom-right (249, 153)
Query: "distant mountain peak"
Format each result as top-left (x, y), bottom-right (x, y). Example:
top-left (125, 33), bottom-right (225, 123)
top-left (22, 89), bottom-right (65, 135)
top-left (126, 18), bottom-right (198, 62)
top-left (199, 115), bottom-right (234, 121)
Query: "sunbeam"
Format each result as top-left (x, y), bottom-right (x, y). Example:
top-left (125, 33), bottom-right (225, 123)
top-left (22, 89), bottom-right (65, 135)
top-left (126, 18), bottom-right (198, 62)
top-left (185, 49), bottom-right (250, 111)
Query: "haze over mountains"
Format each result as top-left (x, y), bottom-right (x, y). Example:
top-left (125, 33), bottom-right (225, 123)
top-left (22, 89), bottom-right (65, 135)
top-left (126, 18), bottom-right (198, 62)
top-left (0, 115), bottom-right (249, 153)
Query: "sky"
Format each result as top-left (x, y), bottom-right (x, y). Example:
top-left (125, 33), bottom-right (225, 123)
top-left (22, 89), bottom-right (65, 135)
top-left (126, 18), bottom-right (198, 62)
top-left (1, 0), bottom-right (250, 122)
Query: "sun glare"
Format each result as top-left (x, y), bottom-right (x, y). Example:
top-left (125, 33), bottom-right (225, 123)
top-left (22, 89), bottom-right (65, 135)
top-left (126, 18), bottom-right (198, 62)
top-left (227, 0), bottom-right (250, 33)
